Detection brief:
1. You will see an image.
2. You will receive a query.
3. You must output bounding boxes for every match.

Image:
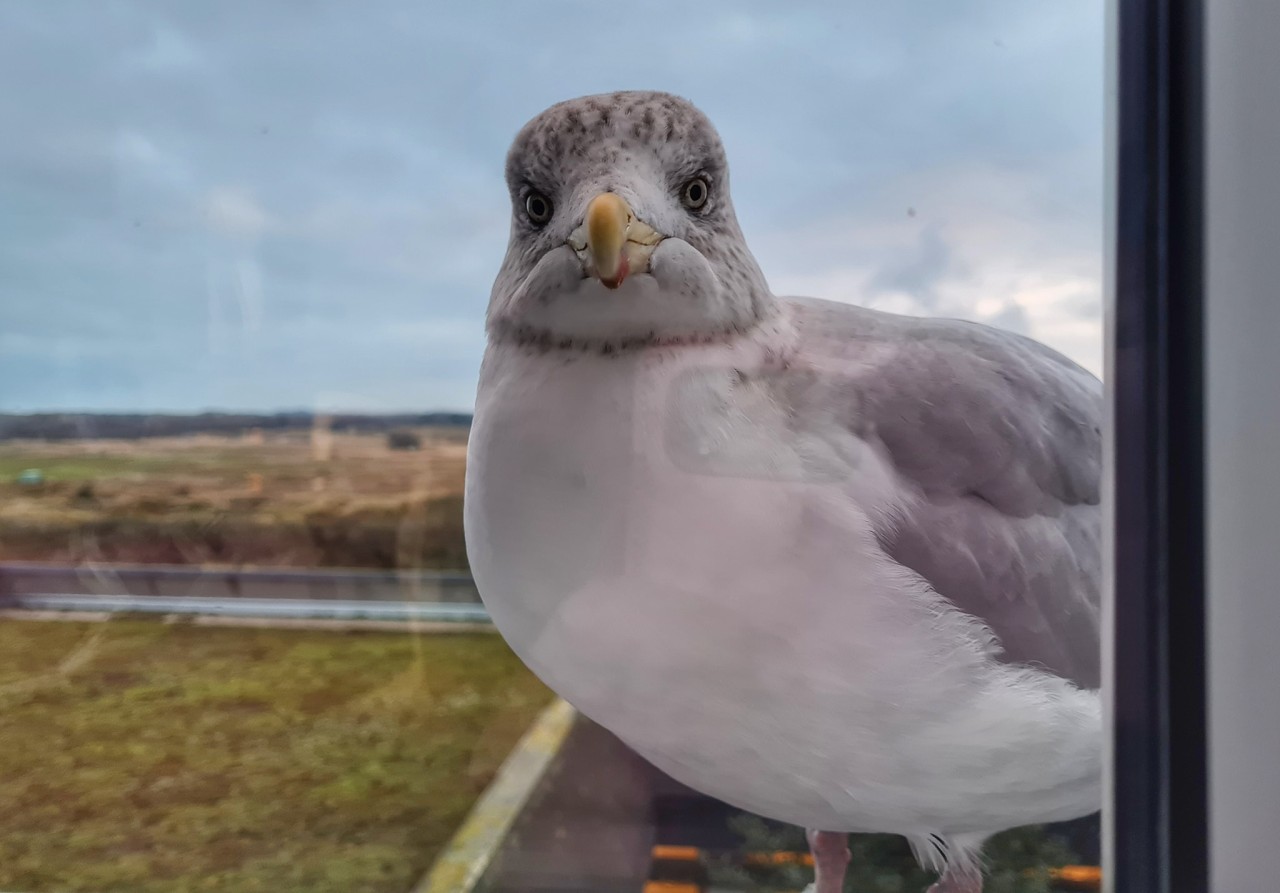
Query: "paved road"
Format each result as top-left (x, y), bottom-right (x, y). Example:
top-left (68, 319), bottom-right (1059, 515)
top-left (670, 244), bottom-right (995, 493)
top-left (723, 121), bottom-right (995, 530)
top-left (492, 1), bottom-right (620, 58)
top-left (483, 718), bottom-right (660, 893)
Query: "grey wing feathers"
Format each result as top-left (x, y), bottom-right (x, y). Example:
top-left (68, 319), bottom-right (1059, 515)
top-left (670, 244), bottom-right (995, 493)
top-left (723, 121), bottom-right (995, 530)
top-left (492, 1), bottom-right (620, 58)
top-left (790, 297), bottom-right (1103, 688)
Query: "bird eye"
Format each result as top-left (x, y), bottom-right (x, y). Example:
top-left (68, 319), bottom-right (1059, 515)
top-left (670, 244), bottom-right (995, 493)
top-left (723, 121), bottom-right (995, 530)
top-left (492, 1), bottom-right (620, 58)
top-left (524, 192), bottom-right (553, 225)
top-left (680, 177), bottom-right (710, 210)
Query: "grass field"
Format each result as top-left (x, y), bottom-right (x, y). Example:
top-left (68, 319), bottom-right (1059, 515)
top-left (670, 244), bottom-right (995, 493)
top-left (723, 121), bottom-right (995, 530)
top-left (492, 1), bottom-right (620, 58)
top-left (0, 619), bottom-right (551, 893)
top-left (0, 429), bottom-right (468, 569)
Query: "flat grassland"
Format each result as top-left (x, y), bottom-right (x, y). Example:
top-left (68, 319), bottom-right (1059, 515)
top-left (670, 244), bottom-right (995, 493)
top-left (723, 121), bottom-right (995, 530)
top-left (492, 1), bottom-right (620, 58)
top-left (0, 618), bottom-right (551, 893)
top-left (0, 429), bottom-right (468, 569)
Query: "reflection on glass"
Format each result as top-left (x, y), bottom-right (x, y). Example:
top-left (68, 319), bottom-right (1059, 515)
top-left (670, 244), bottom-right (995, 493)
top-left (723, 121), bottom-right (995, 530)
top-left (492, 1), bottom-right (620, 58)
top-left (0, 3), bottom-right (1103, 892)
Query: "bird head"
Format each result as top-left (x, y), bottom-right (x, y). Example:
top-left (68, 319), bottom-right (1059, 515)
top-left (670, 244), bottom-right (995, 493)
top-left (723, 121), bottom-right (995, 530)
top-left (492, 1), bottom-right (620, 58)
top-left (487, 91), bottom-right (774, 351)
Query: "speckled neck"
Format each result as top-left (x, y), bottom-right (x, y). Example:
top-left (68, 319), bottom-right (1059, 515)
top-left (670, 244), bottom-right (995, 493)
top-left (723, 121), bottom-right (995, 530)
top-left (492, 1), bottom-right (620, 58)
top-left (485, 295), bottom-right (790, 359)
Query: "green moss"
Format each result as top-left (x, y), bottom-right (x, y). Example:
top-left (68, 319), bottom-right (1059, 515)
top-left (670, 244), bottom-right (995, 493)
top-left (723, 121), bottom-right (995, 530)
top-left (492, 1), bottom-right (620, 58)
top-left (0, 620), bottom-right (551, 893)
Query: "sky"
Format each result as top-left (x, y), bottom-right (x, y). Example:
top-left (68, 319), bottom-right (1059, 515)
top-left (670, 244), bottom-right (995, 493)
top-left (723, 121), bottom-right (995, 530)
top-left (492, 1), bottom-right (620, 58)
top-left (0, 1), bottom-right (1104, 413)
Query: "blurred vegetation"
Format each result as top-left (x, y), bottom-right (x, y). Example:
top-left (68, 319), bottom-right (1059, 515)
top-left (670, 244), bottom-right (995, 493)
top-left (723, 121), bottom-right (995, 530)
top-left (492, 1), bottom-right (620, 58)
top-left (706, 813), bottom-right (1083, 892)
top-left (0, 412), bottom-right (471, 442)
top-left (386, 429), bottom-right (423, 451)
top-left (0, 619), bottom-right (551, 893)
top-left (0, 429), bottom-right (470, 569)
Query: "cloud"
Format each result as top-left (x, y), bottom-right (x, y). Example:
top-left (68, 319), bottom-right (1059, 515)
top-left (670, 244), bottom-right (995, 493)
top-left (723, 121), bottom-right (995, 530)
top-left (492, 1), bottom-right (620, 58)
top-left (0, 0), bottom-right (1104, 411)
top-left (205, 187), bottom-right (273, 239)
top-left (755, 155), bottom-right (1104, 376)
top-left (125, 24), bottom-right (208, 74)
top-left (866, 226), bottom-right (955, 311)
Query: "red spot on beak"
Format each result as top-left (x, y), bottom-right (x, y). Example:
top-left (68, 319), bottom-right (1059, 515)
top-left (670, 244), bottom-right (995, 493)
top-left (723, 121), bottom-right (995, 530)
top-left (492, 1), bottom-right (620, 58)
top-left (599, 254), bottom-right (629, 290)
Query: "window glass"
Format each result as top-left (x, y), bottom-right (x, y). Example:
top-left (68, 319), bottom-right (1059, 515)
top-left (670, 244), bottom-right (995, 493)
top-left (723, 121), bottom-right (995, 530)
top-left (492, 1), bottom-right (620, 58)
top-left (1, 4), bottom-right (1104, 891)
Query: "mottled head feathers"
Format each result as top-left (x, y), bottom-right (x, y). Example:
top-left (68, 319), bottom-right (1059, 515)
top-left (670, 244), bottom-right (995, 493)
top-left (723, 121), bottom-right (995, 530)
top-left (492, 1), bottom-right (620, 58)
top-left (489, 91), bottom-right (773, 352)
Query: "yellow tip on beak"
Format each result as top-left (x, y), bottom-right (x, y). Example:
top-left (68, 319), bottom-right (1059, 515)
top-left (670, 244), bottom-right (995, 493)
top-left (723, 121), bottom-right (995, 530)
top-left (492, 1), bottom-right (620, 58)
top-left (586, 192), bottom-right (631, 288)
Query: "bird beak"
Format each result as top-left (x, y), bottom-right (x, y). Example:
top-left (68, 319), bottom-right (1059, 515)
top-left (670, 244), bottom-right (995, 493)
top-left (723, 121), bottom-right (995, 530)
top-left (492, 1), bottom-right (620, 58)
top-left (568, 193), bottom-right (663, 289)
top-left (586, 193), bottom-right (630, 287)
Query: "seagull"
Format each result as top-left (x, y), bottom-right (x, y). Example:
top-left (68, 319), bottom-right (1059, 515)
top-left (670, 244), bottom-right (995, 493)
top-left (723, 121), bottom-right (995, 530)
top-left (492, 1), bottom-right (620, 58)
top-left (464, 91), bottom-right (1101, 893)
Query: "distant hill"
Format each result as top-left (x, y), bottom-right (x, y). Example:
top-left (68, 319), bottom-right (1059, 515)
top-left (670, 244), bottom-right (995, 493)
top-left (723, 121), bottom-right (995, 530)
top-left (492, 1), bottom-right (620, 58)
top-left (0, 412), bottom-right (472, 441)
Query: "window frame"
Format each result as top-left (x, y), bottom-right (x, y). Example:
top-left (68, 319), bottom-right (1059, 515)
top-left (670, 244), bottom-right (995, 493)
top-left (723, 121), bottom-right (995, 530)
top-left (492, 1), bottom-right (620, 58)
top-left (1108, 0), bottom-right (1208, 889)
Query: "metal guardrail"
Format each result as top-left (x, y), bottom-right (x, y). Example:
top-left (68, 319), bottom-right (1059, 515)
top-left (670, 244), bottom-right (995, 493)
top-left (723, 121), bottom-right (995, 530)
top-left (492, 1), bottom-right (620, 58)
top-left (0, 561), bottom-right (480, 602)
top-left (0, 562), bottom-right (487, 622)
top-left (12, 593), bottom-right (490, 623)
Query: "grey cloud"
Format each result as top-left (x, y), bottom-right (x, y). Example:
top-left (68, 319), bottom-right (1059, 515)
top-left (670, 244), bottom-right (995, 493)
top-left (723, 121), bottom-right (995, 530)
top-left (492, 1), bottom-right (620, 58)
top-left (867, 227), bottom-right (954, 310)
top-left (1057, 292), bottom-right (1105, 321)
top-left (985, 302), bottom-right (1033, 336)
top-left (0, 0), bottom-right (1103, 411)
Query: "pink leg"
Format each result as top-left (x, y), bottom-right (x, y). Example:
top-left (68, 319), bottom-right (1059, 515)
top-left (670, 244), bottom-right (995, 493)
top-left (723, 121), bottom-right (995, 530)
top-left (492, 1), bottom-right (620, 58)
top-left (806, 829), bottom-right (850, 893)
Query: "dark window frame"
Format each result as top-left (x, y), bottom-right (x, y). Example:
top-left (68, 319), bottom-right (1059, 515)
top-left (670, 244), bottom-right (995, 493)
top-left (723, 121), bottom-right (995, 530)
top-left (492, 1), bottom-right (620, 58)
top-left (1111, 0), bottom-right (1208, 890)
